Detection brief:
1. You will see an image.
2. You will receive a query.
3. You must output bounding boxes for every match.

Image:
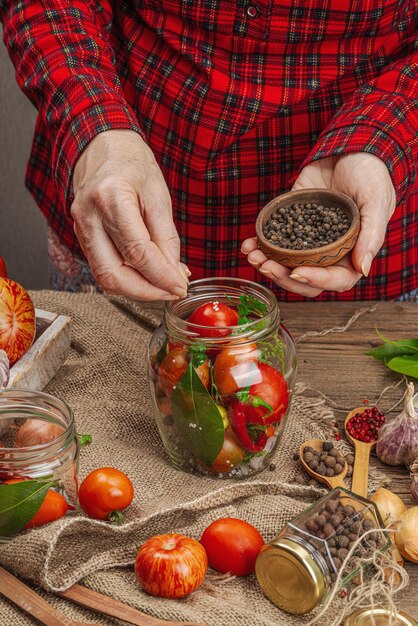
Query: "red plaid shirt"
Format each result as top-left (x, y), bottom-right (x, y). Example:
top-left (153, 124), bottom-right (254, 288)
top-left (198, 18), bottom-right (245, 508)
top-left (1, 0), bottom-right (417, 300)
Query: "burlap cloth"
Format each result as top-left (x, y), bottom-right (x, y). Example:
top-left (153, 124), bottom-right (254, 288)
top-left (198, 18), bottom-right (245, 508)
top-left (0, 292), bottom-right (381, 625)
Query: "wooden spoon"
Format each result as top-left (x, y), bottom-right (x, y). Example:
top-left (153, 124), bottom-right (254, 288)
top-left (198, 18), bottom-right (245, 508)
top-left (300, 438), bottom-right (347, 490)
top-left (344, 407), bottom-right (374, 498)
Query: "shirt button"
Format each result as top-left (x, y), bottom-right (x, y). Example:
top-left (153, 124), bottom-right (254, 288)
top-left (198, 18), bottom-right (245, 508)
top-left (246, 5), bottom-right (260, 18)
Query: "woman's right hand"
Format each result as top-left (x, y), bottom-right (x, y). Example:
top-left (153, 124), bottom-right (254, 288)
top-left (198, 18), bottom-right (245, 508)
top-left (71, 130), bottom-right (189, 300)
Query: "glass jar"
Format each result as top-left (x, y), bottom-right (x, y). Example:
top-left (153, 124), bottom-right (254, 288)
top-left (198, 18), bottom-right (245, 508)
top-left (147, 277), bottom-right (297, 478)
top-left (255, 487), bottom-right (390, 615)
top-left (0, 389), bottom-right (79, 508)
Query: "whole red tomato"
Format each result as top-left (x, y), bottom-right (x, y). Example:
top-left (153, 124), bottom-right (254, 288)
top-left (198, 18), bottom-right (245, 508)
top-left (249, 362), bottom-right (288, 424)
top-left (213, 342), bottom-right (259, 395)
top-left (4, 480), bottom-right (68, 528)
top-left (200, 518), bottom-right (264, 576)
top-left (209, 428), bottom-right (245, 473)
top-left (135, 533), bottom-right (207, 598)
top-left (188, 301), bottom-right (239, 338)
top-left (0, 257), bottom-right (7, 278)
top-left (79, 467), bottom-right (134, 522)
top-left (157, 346), bottom-right (209, 397)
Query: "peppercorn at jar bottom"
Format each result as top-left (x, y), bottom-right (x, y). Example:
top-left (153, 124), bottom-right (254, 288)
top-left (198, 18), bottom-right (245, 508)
top-left (255, 488), bottom-right (390, 615)
top-left (147, 278), bottom-right (297, 478)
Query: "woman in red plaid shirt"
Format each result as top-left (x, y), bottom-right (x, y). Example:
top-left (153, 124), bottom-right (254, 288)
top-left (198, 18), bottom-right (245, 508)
top-left (1, 1), bottom-right (417, 301)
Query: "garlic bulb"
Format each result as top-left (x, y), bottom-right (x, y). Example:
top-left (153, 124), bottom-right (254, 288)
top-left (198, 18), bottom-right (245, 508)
top-left (376, 382), bottom-right (418, 466)
top-left (0, 349), bottom-right (9, 388)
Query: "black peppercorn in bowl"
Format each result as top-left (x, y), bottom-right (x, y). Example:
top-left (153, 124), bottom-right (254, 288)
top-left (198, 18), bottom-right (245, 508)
top-left (255, 189), bottom-right (360, 268)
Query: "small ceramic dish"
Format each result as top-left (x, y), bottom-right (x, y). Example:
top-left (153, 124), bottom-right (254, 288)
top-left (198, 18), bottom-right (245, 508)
top-left (255, 188), bottom-right (360, 268)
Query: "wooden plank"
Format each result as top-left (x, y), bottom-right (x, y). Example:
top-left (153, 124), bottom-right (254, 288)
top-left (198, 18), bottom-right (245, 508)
top-left (140, 300), bottom-right (418, 613)
top-left (8, 309), bottom-right (72, 391)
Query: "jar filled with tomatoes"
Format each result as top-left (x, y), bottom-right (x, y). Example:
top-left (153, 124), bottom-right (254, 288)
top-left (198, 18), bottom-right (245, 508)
top-left (0, 389), bottom-right (79, 506)
top-left (148, 278), bottom-right (297, 478)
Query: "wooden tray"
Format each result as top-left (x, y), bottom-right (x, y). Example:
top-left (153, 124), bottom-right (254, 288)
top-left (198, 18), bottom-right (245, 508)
top-left (8, 309), bottom-right (71, 390)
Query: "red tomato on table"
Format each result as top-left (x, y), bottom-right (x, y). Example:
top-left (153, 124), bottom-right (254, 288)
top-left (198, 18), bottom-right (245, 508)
top-left (188, 301), bottom-right (238, 337)
top-left (135, 533), bottom-right (207, 598)
top-left (200, 518), bottom-right (264, 576)
top-left (157, 346), bottom-right (210, 397)
top-left (79, 467), bottom-right (134, 522)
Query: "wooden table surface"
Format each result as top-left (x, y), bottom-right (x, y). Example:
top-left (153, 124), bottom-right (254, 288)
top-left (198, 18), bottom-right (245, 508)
top-left (143, 299), bottom-right (417, 615)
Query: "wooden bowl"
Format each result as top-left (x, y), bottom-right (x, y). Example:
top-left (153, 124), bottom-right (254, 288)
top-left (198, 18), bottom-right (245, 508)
top-left (256, 189), bottom-right (360, 268)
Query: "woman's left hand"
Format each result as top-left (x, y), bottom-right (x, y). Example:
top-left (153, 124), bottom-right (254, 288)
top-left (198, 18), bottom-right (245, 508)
top-left (241, 153), bottom-right (396, 297)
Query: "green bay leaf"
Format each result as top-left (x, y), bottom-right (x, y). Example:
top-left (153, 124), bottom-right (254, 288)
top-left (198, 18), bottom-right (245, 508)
top-left (365, 338), bottom-right (418, 362)
top-left (386, 354), bottom-right (418, 379)
top-left (171, 363), bottom-right (224, 467)
top-left (0, 480), bottom-right (54, 538)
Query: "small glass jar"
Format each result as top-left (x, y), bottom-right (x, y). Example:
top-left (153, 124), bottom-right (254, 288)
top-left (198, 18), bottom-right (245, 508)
top-left (147, 277), bottom-right (297, 478)
top-left (255, 488), bottom-right (390, 615)
top-left (0, 389), bottom-right (79, 508)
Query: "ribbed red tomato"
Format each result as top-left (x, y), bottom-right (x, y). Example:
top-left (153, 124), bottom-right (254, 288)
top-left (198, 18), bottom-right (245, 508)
top-left (200, 518), bottom-right (264, 576)
top-left (135, 533), bottom-right (207, 598)
top-left (157, 346), bottom-right (210, 397)
top-left (0, 278), bottom-right (36, 365)
top-left (188, 301), bottom-right (238, 338)
top-left (79, 467), bottom-right (134, 522)
top-left (0, 257), bottom-right (7, 278)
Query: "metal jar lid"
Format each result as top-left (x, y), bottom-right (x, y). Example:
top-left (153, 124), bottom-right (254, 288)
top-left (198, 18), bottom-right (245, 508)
top-left (255, 537), bottom-right (326, 615)
top-left (345, 608), bottom-right (418, 626)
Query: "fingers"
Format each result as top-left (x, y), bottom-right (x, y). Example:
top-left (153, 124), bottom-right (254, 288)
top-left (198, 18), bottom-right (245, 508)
top-left (351, 200), bottom-right (394, 277)
top-left (289, 256), bottom-right (362, 292)
top-left (241, 239), bottom-right (323, 297)
top-left (73, 218), bottom-right (179, 301)
top-left (73, 182), bottom-right (187, 298)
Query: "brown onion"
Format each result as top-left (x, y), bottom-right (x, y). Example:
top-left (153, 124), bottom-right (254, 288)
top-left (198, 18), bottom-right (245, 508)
top-left (15, 419), bottom-right (64, 447)
top-left (394, 507), bottom-right (418, 564)
top-left (371, 487), bottom-right (406, 527)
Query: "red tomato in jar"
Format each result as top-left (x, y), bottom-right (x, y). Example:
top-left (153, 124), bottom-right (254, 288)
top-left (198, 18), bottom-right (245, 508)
top-left (249, 362), bottom-right (289, 424)
top-left (0, 256), bottom-right (7, 278)
top-left (4, 479), bottom-right (68, 528)
top-left (188, 301), bottom-right (239, 338)
top-left (135, 533), bottom-right (207, 598)
top-left (158, 346), bottom-right (209, 397)
top-left (200, 518), bottom-right (264, 576)
top-left (213, 342), bottom-right (259, 396)
top-left (209, 428), bottom-right (245, 474)
top-left (79, 468), bottom-right (134, 522)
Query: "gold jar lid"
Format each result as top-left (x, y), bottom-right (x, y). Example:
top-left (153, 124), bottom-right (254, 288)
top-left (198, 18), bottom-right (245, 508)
top-left (255, 537), bottom-right (325, 615)
top-left (345, 608), bottom-right (418, 626)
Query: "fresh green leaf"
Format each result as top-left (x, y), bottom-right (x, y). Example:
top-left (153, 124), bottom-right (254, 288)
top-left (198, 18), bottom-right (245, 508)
top-left (259, 335), bottom-right (286, 371)
top-left (187, 343), bottom-right (207, 368)
top-left (386, 354), bottom-right (418, 378)
top-left (237, 295), bottom-right (267, 325)
top-left (209, 361), bottom-right (223, 405)
top-left (78, 433), bottom-right (92, 448)
top-left (365, 338), bottom-right (418, 362)
top-left (171, 363), bottom-right (225, 467)
top-left (0, 480), bottom-right (55, 537)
